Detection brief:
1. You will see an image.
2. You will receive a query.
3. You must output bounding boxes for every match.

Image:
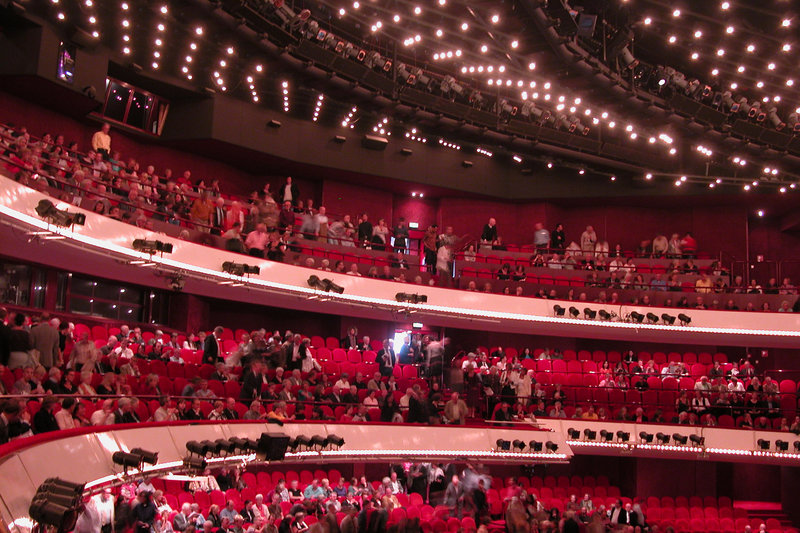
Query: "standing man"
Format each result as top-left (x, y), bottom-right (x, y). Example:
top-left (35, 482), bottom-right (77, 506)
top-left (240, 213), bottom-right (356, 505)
top-left (393, 218), bottom-right (410, 254)
top-left (377, 339), bottom-right (396, 378)
top-left (202, 326), bottom-right (224, 365)
top-left (423, 224), bottom-right (438, 273)
top-left (280, 177), bottom-right (299, 206)
top-left (30, 314), bottom-right (61, 368)
top-left (92, 123), bottom-right (112, 159)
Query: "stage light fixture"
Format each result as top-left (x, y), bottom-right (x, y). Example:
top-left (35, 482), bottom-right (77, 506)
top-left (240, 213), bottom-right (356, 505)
top-left (327, 434), bottom-right (345, 448)
top-left (598, 310), bottom-right (612, 320)
top-left (112, 451), bottom-right (144, 470)
top-left (661, 313), bottom-right (676, 325)
top-left (656, 433), bottom-right (670, 444)
top-left (29, 481), bottom-right (84, 533)
top-left (129, 448), bottom-right (159, 465)
top-left (222, 261), bottom-right (260, 276)
top-left (616, 431), bottom-right (630, 442)
top-left (35, 199), bottom-right (86, 227)
top-left (396, 292), bottom-right (428, 304)
top-left (583, 308), bottom-right (597, 320)
top-left (132, 239), bottom-right (173, 255)
top-left (496, 439), bottom-right (511, 451)
top-left (308, 275), bottom-right (344, 293)
top-left (599, 430), bottom-right (613, 442)
top-left (689, 435), bottom-right (705, 446)
top-left (554, 305), bottom-right (566, 316)
top-left (182, 456), bottom-right (207, 471)
top-left (678, 313), bottom-right (692, 326)
top-left (630, 311), bottom-right (644, 323)
top-left (512, 440), bottom-right (526, 451)
top-left (583, 429), bottom-right (597, 440)
top-left (545, 441), bottom-right (558, 452)
top-left (757, 439), bottom-right (770, 450)
top-left (186, 440), bottom-right (214, 457)
top-left (639, 432), bottom-right (654, 443)
top-left (776, 440), bottom-right (789, 451)
top-left (529, 440), bottom-right (543, 452)
top-left (288, 435), bottom-right (311, 451)
top-left (567, 428), bottom-right (580, 439)
top-left (673, 434), bottom-right (688, 445)
top-left (568, 307), bottom-right (580, 318)
top-left (229, 437), bottom-right (258, 454)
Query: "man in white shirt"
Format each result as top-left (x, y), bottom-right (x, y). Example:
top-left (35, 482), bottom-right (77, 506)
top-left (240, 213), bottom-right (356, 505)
top-left (728, 377), bottom-right (745, 393)
top-left (138, 478), bottom-right (156, 494)
top-left (91, 123), bottom-right (112, 157)
top-left (94, 489), bottom-right (115, 533)
top-left (113, 339), bottom-right (134, 359)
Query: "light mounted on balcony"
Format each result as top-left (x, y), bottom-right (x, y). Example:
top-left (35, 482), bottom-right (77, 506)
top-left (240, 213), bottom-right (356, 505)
top-left (35, 199), bottom-right (86, 228)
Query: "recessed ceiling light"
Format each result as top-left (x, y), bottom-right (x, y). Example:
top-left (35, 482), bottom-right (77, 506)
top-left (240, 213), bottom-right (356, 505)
top-left (461, 22), bottom-right (469, 31)
top-left (672, 9), bottom-right (681, 17)
top-left (746, 44), bottom-right (755, 53)
top-left (490, 14), bottom-right (499, 24)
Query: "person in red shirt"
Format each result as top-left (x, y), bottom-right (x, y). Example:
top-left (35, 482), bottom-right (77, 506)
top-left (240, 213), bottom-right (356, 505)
top-left (680, 232), bottom-right (697, 258)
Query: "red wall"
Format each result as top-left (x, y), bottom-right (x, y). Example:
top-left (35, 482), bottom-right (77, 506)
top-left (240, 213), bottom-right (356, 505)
top-left (321, 180), bottom-right (394, 222)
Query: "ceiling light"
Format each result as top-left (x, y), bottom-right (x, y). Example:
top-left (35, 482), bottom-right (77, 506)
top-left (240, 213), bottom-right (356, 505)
top-left (784, 44), bottom-right (792, 52)
top-left (768, 63), bottom-right (776, 70)
top-left (511, 40), bottom-right (519, 48)
top-left (694, 30), bottom-right (702, 38)
top-left (480, 44), bottom-right (488, 53)
top-left (339, 8), bottom-right (345, 15)
top-left (787, 79), bottom-right (795, 86)
top-left (716, 49), bottom-right (725, 56)
top-left (757, 81), bottom-right (764, 88)
top-left (691, 53), bottom-right (699, 60)
top-left (436, 28), bottom-right (443, 37)
top-left (160, 5), bottom-right (168, 14)
top-left (721, 1), bottom-right (729, 9)
top-left (491, 14), bottom-right (499, 24)
top-left (726, 26), bottom-right (734, 34)
top-left (394, 14), bottom-right (400, 22)
top-left (461, 22), bottom-right (469, 31)
top-left (668, 35), bottom-right (677, 44)
top-left (413, 6), bottom-right (421, 15)
top-left (737, 66), bottom-right (745, 73)
top-left (746, 44), bottom-right (755, 53)
top-left (711, 68), bottom-right (719, 76)
top-left (644, 17), bottom-right (652, 25)
top-left (645, 173), bottom-right (653, 180)
top-left (672, 9), bottom-right (681, 17)
top-left (195, 27), bottom-right (203, 35)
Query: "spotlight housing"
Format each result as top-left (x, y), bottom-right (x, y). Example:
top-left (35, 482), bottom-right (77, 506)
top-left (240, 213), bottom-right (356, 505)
top-left (630, 311), bottom-right (644, 323)
top-left (512, 439), bottom-right (526, 451)
top-left (583, 308), bottom-right (597, 320)
top-left (35, 199), bottom-right (86, 227)
top-left (646, 312), bottom-right (660, 323)
top-left (661, 313), bottom-right (676, 325)
top-left (129, 448), bottom-right (159, 465)
top-left (133, 239), bottom-right (173, 255)
top-left (757, 439), bottom-right (770, 450)
top-left (656, 432), bottom-right (670, 444)
top-left (496, 439), bottom-right (511, 451)
top-left (639, 432), bottom-right (654, 443)
top-left (396, 292), bottom-right (428, 304)
top-left (689, 435), bottom-right (705, 446)
top-left (112, 451), bottom-right (144, 469)
top-left (545, 441), bottom-right (558, 452)
top-left (677, 313), bottom-right (692, 326)
top-left (599, 430), bottom-right (613, 442)
top-left (529, 440), bottom-right (543, 452)
top-left (672, 433), bottom-right (688, 445)
top-left (568, 306), bottom-right (580, 318)
top-left (776, 440), bottom-right (789, 451)
top-left (553, 305), bottom-right (566, 316)
top-left (583, 429), bottom-right (597, 440)
top-left (222, 262), bottom-right (260, 276)
top-left (567, 428), bottom-right (581, 439)
top-left (616, 431), bottom-right (630, 442)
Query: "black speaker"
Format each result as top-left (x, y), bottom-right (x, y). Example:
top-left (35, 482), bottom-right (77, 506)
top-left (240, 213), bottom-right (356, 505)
top-left (257, 433), bottom-right (290, 461)
top-left (362, 134), bottom-right (389, 151)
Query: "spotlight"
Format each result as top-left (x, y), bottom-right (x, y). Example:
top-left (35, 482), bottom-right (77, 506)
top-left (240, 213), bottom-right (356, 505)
top-left (583, 308), bottom-right (597, 320)
top-left (787, 113), bottom-right (800, 132)
top-left (186, 440), bottom-right (214, 457)
top-left (29, 481), bottom-right (85, 532)
top-left (639, 432), bottom-right (654, 443)
top-left (396, 292), bottom-right (428, 304)
top-left (768, 107), bottom-right (785, 130)
top-left (289, 435), bottom-right (311, 450)
top-left (496, 439), bottom-right (511, 451)
top-left (182, 456), bottom-right (207, 471)
top-left (499, 99), bottom-right (518, 116)
top-left (112, 451), bottom-right (144, 469)
top-left (229, 437), bottom-right (258, 453)
top-left (327, 435), bottom-right (345, 448)
top-left (441, 75), bottom-right (464, 97)
top-left (469, 91), bottom-right (486, 109)
top-left (308, 275), bottom-right (344, 293)
top-left (599, 430), bottom-right (613, 442)
top-left (616, 431), bottom-right (630, 442)
top-left (721, 92), bottom-right (739, 112)
top-left (583, 429), bottom-right (597, 440)
top-left (689, 435), bottom-right (705, 446)
top-left (553, 305), bottom-right (566, 316)
top-left (222, 262), bottom-right (260, 276)
top-left (129, 448), bottom-right (159, 465)
top-left (545, 441), bottom-right (558, 453)
top-left (794, 441), bottom-right (800, 452)
top-left (132, 239), bottom-right (173, 255)
top-left (598, 310), bottom-right (613, 320)
top-left (630, 311), bottom-right (644, 323)
top-left (568, 307), bottom-right (580, 318)
top-left (646, 312), bottom-right (660, 324)
top-left (529, 441), bottom-right (543, 452)
top-left (677, 313), bottom-right (691, 326)
top-left (661, 313), bottom-right (676, 325)
top-left (757, 439), bottom-right (770, 450)
top-left (35, 199), bottom-right (86, 227)
top-left (212, 439), bottom-right (235, 455)
top-left (776, 440), bottom-right (789, 451)
top-left (567, 428), bottom-right (581, 439)
top-left (672, 434), bottom-right (688, 445)
top-left (656, 433), bottom-right (670, 444)
top-left (512, 440), bottom-right (526, 451)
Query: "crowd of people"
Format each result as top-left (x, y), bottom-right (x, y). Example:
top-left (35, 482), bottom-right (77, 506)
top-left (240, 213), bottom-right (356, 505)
top-left (2, 121), bottom-right (796, 314)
